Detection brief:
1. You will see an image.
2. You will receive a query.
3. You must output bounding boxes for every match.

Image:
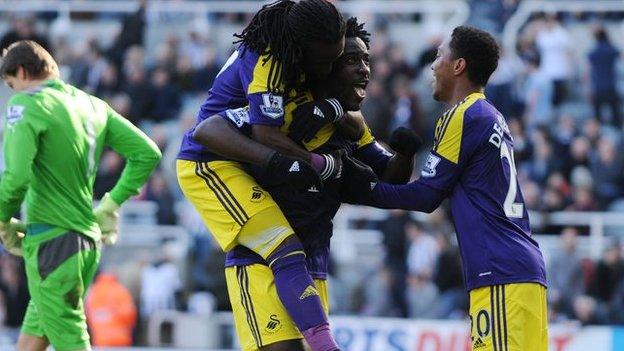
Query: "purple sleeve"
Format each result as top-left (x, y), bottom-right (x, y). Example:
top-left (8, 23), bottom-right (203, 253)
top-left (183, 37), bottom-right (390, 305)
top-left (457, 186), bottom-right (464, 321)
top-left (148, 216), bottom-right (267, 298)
top-left (370, 103), bottom-right (489, 212)
top-left (370, 151), bottom-right (456, 213)
top-left (353, 141), bottom-right (393, 176)
top-left (239, 50), bottom-right (285, 127)
top-left (372, 179), bottom-right (446, 213)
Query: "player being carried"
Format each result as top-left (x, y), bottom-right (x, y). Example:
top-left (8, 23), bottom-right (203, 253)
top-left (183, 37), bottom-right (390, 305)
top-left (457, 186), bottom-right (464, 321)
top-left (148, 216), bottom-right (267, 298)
top-left (177, 1), bottom-right (360, 350)
top-left (0, 41), bottom-right (161, 351)
top-left (193, 17), bottom-right (420, 351)
top-left (343, 26), bottom-right (548, 351)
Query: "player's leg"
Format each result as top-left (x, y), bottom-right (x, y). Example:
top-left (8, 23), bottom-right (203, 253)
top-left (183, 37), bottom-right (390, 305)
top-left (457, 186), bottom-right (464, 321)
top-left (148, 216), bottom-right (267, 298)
top-left (178, 160), bottom-right (338, 350)
top-left (20, 228), bottom-right (99, 351)
top-left (225, 265), bottom-right (331, 351)
top-left (469, 283), bottom-right (548, 351)
top-left (238, 215), bottom-right (337, 351)
top-left (18, 299), bottom-right (50, 351)
top-left (225, 264), bottom-right (305, 351)
top-left (16, 333), bottom-right (49, 351)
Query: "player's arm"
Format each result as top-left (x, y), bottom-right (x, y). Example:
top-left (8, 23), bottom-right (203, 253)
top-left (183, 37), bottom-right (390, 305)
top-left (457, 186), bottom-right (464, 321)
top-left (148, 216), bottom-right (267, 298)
top-left (0, 97), bottom-right (44, 222)
top-left (103, 107), bottom-right (162, 205)
top-left (193, 115), bottom-right (273, 166)
top-left (353, 126), bottom-right (421, 184)
top-left (193, 115), bottom-right (321, 190)
top-left (243, 55), bottom-right (341, 180)
top-left (346, 110), bottom-right (485, 212)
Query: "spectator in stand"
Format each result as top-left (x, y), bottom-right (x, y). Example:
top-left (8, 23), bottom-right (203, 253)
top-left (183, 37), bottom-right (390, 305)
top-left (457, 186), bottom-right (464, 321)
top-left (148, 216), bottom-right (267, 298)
top-left (174, 55), bottom-right (195, 93)
top-left (378, 210), bottom-right (410, 317)
top-left (572, 295), bottom-right (608, 325)
top-left (140, 243), bottom-right (182, 317)
top-left (0, 254), bottom-right (29, 340)
top-left (389, 76), bottom-right (424, 136)
top-left (94, 151), bottom-right (124, 199)
top-left (535, 14), bottom-right (574, 107)
top-left (86, 271), bottom-right (137, 347)
top-left (526, 128), bottom-right (562, 185)
top-left (432, 233), bottom-right (466, 319)
top-left (144, 170), bottom-right (176, 225)
top-left (107, 0), bottom-right (146, 68)
top-left (405, 220), bottom-right (438, 318)
top-left (361, 79), bottom-right (393, 141)
top-left (122, 66), bottom-right (152, 125)
top-left (589, 238), bottom-right (624, 304)
top-left (147, 68), bottom-right (181, 123)
top-left (521, 54), bottom-right (553, 130)
top-left (590, 136), bottom-right (624, 207)
top-left (564, 136), bottom-right (591, 180)
top-left (95, 63), bottom-right (120, 99)
top-left (547, 227), bottom-right (584, 318)
top-left (191, 48), bottom-right (221, 93)
top-left (567, 187), bottom-right (599, 212)
top-left (0, 17), bottom-right (52, 54)
top-left (588, 27), bottom-right (621, 127)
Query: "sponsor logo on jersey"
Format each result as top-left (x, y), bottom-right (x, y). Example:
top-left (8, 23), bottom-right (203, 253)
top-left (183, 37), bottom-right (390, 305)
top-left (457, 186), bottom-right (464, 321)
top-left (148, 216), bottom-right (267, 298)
top-left (250, 186), bottom-right (265, 203)
top-left (264, 314), bottom-right (282, 333)
top-left (225, 107), bottom-right (250, 127)
top-left (299, 285), bottom-right (319, 300)
top-left (6, 105), bottom-right (25, 127)
top-left (260, 93), bottom-right (284, 119)
top-left (422, 153), bottom-right (441, 177)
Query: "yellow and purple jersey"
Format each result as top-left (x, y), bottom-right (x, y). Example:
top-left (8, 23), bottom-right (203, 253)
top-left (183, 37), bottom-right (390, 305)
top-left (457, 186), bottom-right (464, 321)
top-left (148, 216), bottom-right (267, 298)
top-left (215, 99), bottom-right (392, 279)
top-left (372, 92), bottom-right (546, 291)
top-left (178, 45), bottom-right (290, 162)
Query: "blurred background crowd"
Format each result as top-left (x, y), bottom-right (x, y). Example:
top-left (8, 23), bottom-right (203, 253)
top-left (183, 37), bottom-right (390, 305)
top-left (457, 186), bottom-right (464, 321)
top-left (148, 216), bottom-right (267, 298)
top-left (0, 0), bottom-right (622, 347)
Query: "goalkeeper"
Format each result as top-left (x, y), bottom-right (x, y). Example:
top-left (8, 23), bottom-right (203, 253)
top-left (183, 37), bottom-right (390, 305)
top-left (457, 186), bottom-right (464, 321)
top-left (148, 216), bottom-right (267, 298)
top-left (0, 41), bottom-right (161, 351)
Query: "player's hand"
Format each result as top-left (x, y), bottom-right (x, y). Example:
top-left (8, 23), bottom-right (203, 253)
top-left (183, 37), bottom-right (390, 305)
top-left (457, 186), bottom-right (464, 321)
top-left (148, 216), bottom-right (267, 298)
top-left (318, 149), bottom-right (345, 181)
top-left (389, 127), bottom-right (423, 158)
top-left (262, 151), bottom-right (322, 190)
top-left (288, 98), bottom-right (345, 143)
top-left (94, 192), bottom-right (120, 245)
top-left (0, 218), bottom-right (26, 256)
top-left (340, 154), bottom-right (379, 205)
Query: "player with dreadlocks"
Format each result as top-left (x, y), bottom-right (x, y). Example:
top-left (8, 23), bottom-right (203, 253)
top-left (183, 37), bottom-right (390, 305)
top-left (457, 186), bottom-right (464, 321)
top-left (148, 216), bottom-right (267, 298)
top-left (177, 1), bottom-right (352, 350)
top-left (191, 17), bottom-right (421, 351)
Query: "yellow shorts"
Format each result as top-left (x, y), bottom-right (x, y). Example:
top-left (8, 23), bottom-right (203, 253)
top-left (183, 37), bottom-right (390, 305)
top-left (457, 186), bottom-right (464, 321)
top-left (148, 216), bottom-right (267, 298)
top-left (469, 283), bottom-right (548, 351)
top-left (225, 264), bottom-right (329, 351)
top-left (177, 160), bottom-right (293, 257)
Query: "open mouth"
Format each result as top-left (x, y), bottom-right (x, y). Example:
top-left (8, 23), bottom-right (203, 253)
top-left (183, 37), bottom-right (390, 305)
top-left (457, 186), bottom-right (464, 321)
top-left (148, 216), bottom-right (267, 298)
top-left (352, 80), bottom-right (369, 100)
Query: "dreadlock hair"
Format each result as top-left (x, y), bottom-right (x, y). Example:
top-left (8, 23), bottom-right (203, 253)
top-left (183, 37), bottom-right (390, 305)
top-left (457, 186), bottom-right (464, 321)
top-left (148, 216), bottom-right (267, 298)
top-left (234, 0), bottom-right (345, 95)
top-left (345, 17), bottom-right (370, 49)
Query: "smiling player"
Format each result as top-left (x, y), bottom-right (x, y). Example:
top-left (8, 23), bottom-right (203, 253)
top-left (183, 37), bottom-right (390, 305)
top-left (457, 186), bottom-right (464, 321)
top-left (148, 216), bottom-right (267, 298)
top-left (343, 26), bottom-right (548, 351)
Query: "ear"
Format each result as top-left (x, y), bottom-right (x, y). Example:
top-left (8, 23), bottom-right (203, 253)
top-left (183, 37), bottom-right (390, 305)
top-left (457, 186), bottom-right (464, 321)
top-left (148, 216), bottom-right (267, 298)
top-left (16, 66), bottom-right (27, 80)
top-left (453, 58), bottom-right (466, 77)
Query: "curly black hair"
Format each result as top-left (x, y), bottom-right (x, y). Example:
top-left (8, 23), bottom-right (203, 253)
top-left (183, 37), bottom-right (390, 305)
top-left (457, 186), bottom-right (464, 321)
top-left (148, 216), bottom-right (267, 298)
top-left (449, 26), bottom-right (500, 87)
top-left (234, 0), bottom-right (345, 95)
top-left (345, 17), bottom-right (370, 49)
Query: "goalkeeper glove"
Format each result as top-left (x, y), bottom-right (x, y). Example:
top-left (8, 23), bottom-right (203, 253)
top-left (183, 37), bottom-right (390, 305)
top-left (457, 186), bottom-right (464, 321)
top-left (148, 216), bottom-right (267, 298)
top-left (0, 218), bottom-right (26, 256)
top-left (389, 127), bottom-right (423, 158)
top-left (94, 193), bottom-right (120, 245)
top-left (288, 98), bottom-right (345, 143)
top-left (255, 151), bottom-right (322, 190)
top-left (340, 154), bottom-right (379, 205)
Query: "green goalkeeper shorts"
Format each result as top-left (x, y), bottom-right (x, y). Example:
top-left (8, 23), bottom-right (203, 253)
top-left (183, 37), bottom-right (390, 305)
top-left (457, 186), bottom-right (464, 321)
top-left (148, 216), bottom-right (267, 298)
top-left (20, 226), bottom-right (100, 351)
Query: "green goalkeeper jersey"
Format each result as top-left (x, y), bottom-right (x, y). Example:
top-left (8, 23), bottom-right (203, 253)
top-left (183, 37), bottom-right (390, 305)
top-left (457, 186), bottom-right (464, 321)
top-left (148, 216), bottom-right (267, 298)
top-left (0, 78), bottom-right (161, 241)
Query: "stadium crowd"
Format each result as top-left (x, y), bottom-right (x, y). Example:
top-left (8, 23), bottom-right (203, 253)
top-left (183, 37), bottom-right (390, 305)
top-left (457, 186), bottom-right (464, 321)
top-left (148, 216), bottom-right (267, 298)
top-left (0, 0), bottom-right (623, 345)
